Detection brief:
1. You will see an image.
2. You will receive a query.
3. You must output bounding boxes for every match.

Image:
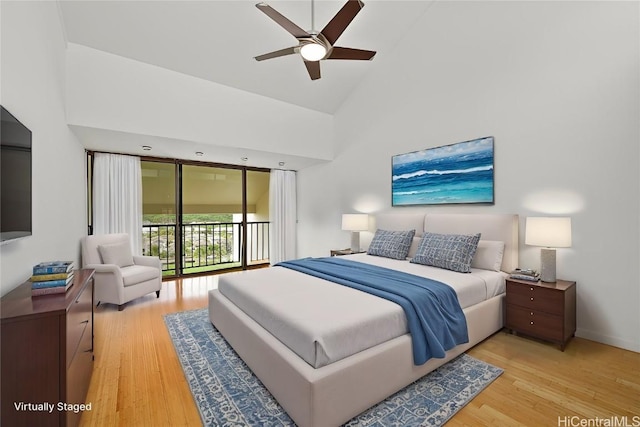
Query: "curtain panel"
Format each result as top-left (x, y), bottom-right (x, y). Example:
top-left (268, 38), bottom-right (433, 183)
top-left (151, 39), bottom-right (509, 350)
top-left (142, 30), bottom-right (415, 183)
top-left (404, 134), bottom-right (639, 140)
top-left (269, 169), bottom-right (297, 264)
top-left (93, 153), bottom-right (143, 255)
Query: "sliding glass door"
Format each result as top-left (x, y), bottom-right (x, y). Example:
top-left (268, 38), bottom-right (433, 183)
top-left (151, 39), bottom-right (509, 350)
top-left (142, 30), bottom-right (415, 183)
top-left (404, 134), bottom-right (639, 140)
top-left (181, 165), bottom-right (243, 274)
top-left (140, 160), bottom-right (269, 277)
top-left (141, 161), bottom-right (178, 275)
top-left (246, 170), bottom-right (271, 265)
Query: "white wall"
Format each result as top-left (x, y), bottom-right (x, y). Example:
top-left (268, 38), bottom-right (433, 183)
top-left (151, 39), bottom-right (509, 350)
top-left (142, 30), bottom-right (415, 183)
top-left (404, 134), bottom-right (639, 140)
top-left (298, 1), bottom-right (640, 351)
top-left (0, 2), bottom-right (87, 295)
top-left (66, 44), bottom-right (334, 162)
top-left (2, 0), bottom-right (637, 352)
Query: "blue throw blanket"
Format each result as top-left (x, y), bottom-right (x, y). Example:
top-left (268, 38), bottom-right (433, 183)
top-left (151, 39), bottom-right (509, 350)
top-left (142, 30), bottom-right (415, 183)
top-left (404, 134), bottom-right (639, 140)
top-left (276, 257), bottom-right (469, 365)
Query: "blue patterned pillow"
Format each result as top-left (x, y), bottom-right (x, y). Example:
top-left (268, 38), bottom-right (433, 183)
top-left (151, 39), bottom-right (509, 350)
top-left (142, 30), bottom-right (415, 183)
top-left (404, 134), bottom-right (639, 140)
top-left (367, 229), bottom-right (416, 260)
top-left (410, 232), bottom-right (481, 273)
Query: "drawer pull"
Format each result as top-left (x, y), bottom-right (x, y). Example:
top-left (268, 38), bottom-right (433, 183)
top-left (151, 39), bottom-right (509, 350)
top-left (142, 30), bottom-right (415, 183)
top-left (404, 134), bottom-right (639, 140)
top-left (530, 321), bottom-right (534, 325)
top-left (530, 287), bottom-right (534, 291)
top-left (530, 297), bottom-right (534, 301)
top-left (530, 312), bottom-right (534, 316)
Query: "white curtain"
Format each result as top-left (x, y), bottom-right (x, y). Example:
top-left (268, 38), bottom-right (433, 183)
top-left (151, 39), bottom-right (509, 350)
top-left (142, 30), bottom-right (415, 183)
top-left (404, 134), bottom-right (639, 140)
top-left (269, 169), bottom-right (297, 264)
top-left (93, 153), bottom-right (143, 255)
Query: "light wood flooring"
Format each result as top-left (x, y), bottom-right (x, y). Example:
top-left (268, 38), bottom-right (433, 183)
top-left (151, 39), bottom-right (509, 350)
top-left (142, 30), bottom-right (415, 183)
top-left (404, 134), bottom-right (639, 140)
top-left (80, 276), bottom-right (640, 426)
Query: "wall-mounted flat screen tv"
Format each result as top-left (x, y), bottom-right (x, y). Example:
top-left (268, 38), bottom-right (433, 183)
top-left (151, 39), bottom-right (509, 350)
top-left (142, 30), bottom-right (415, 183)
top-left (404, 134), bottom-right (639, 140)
top-left (1, 106), bottom-right (32, 243)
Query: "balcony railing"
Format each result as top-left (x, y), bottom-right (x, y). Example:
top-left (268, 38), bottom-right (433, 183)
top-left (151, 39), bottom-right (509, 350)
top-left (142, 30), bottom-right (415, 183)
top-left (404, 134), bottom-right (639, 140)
top-left (142, 221), bottom-right (270, 275)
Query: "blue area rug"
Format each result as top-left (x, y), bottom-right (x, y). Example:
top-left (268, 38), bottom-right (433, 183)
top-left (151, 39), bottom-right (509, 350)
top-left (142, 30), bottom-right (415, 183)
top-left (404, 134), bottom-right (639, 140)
top-left (164, 308), bottom-right (503, 426)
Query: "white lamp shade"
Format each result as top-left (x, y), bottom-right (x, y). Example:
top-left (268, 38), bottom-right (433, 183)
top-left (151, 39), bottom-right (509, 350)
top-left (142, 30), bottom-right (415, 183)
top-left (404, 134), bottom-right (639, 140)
top-left (300, 43), bottom-right (327, 61)
top-left (525, 217), bottom-right (572, 248)
top-left (341, 214), bottom-right (369, 231)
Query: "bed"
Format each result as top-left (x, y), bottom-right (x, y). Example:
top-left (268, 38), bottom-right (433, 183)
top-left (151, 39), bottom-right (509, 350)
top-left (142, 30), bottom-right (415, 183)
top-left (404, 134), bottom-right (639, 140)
top-left (208, 213), bottom-right (519, 426)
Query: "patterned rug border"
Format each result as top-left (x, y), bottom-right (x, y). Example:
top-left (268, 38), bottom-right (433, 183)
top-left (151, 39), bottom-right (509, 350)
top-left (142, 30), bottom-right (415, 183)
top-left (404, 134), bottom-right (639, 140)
top-left (164, 308), bottom-right (503, 426)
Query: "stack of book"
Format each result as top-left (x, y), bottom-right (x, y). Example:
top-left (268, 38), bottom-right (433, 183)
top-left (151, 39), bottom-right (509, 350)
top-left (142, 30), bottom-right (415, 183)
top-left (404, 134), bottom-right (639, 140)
top-left (31, 261), bottom-right (75, 296)
top-left (509, 268), bottom-right (540, 282)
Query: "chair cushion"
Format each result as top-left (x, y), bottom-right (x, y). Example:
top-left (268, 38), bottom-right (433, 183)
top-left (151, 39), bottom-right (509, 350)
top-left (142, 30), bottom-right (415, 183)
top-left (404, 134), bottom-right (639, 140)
top-left (120, 265), bottom-right (160, 287)
top-left (98, 241), bottom-right (134, 268)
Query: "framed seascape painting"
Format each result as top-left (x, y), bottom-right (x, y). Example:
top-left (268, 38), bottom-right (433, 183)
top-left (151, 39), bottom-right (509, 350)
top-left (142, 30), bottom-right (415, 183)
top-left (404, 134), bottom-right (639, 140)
top-left (392, 136), bottom-right (494, 206)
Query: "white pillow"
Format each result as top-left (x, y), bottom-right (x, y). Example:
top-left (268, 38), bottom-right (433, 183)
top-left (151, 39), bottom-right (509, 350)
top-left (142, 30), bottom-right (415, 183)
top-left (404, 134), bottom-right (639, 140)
top-left (407, 237), bottom-right (421, 259)
top-left (471, 240), bottom-right (505, 271)
top-left (98, 241), bottom-right (134, 268)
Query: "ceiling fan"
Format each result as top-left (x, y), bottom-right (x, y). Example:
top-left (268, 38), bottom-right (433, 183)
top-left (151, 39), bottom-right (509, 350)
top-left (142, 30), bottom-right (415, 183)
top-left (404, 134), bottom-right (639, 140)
top-left (254, 0), bottom-right (376, 80)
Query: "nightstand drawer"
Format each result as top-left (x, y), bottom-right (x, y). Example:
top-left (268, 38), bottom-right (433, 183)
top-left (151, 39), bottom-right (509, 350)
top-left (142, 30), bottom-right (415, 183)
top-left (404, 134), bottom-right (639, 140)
top-left (506, 305), bottom-right (563, 341)
top-left (506, 281), bottom-right (564, 315)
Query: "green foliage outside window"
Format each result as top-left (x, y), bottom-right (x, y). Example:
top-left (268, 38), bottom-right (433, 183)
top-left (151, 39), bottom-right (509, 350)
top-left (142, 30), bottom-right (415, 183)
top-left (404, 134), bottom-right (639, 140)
top-left (141, 213), bottom-right (238, 274)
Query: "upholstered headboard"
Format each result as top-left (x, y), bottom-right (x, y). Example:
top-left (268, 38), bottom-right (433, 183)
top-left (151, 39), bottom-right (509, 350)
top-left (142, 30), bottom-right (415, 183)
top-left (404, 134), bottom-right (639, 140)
top-left (374, 213), bottom-right (519, 272)
top-left (376, 214), bottom-right (426, 237)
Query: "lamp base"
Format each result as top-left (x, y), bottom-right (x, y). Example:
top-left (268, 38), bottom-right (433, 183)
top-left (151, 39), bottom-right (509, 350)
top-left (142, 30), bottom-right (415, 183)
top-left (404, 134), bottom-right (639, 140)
top-left (350, 232), bottom-right (360, 253)
top-left (540, 248), bottom-right (556, 282)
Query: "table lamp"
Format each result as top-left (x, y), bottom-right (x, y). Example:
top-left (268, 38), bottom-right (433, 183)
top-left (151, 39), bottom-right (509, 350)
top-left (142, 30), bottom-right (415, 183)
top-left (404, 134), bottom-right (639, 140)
top-left (341, 214), bottom-right (369, 252)
top-left (525, 217), bottom-right (572, 282)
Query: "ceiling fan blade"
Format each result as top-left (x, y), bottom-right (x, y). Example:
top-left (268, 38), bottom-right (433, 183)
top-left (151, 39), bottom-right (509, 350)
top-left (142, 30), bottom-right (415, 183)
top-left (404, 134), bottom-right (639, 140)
top-left (304, 60), bottom-right (321, 80)
top-left (327, 46), bottom-right (376, 60)
top-left (255, 46), bottom-right (298, 61)
top-left (256, 3), bottom-right (311, 39)
top-left (320, 0), bottom-right (364, 46)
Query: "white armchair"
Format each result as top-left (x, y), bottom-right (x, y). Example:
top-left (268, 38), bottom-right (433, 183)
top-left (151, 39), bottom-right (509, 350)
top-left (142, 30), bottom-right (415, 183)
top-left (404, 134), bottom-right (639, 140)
top-left (81, 233), bottom-right (162, 311)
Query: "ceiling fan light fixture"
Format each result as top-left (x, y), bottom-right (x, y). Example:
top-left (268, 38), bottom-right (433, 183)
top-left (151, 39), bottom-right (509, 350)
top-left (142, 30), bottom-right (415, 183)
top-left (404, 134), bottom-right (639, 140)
top-left (300, 42), bottom-right (327, 61)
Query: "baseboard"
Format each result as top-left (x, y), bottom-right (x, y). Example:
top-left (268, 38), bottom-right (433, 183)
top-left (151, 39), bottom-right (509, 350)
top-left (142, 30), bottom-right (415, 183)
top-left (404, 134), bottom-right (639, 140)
top-left (576, 328), bottom-right (640, 353)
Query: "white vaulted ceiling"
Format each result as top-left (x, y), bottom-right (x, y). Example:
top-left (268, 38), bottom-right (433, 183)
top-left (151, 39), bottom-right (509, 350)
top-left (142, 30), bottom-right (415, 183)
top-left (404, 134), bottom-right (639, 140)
top-left (59, 0), bottom-right (433, 115)
top-left (57, 1), bottom-right (435, 169)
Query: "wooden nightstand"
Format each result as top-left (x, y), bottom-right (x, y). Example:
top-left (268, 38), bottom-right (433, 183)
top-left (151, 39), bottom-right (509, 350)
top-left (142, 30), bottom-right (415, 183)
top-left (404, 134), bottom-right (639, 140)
top-left (505, 278), bottom-right (576, 351)
top-left (330, 248), bottom-right (365, 256)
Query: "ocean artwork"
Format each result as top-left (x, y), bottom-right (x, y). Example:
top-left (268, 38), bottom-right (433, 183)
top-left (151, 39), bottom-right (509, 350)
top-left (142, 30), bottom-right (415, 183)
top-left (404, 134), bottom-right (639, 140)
top-left (392, 137), bottom-right (494, 206)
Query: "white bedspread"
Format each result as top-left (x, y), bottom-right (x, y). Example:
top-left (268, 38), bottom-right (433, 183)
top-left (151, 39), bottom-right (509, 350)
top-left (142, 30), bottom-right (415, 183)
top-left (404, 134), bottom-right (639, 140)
top-left (217, 255), bottom-right (506, 368)
top-left (345, 253), bottom-right (507, 306)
